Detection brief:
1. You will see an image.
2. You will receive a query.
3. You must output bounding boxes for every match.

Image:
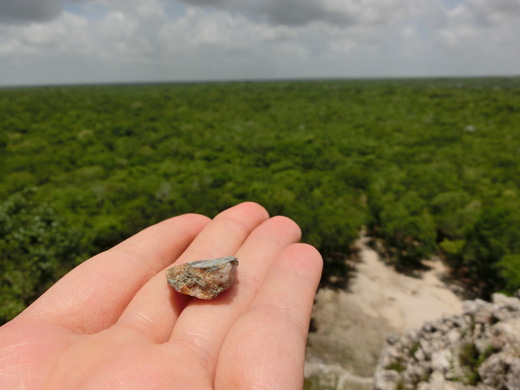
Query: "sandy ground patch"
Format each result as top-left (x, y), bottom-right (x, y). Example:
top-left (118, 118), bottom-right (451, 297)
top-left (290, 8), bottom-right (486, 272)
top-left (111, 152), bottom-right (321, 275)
top-left (305, 238), bottom-right (463, 387)
top-left (349, 241), bottom-right (463, 330)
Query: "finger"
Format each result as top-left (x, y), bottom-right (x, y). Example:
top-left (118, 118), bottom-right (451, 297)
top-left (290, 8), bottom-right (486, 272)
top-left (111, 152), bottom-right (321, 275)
top-left (166, 215), bottom-right (302, 376)
top-left (21, 213), bottom-right (210, 334)
top-left (115, 202), bottom-right (270, 342)
top-left (215, 244), bottom-right (323, 390)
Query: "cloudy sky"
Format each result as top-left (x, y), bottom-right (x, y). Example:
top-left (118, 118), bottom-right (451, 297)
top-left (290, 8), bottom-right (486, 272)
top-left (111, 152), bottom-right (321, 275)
top-left (0, 0), bottom-right (519, 86)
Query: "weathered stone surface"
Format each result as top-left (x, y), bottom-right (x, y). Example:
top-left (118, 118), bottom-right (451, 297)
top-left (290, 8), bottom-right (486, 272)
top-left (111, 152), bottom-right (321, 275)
top-left (374, 292), bottom-right (520, 390)
top-left (304, 362), bottom-right (373, 390)
top-left (166, 256), bottom-right (238, 300)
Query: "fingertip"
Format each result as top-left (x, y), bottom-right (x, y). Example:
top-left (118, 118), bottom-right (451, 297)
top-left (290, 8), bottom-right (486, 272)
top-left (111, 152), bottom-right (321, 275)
top-left (114, 213), bottom-right (211, 255)
top-left (238, 201), bottom-right (271, 218)
top-left (216, 202), bottom-right (270, 220)
top-left (253, 215), bottom-right (302, 245)
top-left (213, 202), bottom-right (270, 233)
top-left (170, 213), bottom-right (212, 231)
top-left (281, 243), bottom-right (323, 278)
top-left (178, 212), bottom-right (212, 222)
top-left (270, 215), bottom-right (302, 234)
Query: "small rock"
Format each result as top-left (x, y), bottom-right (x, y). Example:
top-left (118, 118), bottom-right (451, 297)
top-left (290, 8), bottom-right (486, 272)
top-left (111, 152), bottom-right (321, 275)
top-left (479, 354), bottom-right (507, 389)
top-left (386, 333), bottom-right (400, 345)
top-left (506, 358), bottom-right (520, 390)
top-left (492, 294), bottom-right (520, 312)
top-left (431, 349), bottom-right (451, 372)
top-left (374, 293), bottom-right (520, 389)
top-left (373, 369), bottom-right (399, 390)
top-left (414, 347), bottom-right (426, 361)
top-left (429, 370), bottom-right (448, 390)
top-left (447, 329), bottom-right (461, 343)
top-left (463, 300), bottom-right (478, 313)
top-left (166, 256), bottom-right (238, 300)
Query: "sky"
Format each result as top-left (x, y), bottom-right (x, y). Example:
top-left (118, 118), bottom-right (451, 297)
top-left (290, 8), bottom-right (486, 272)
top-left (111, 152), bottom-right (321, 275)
top-left (0, 0), bottom-right (519, 86)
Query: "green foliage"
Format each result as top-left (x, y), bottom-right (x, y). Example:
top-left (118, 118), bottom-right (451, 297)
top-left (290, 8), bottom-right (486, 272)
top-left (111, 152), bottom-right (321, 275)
top-left (458, 342), bottom-right (495, 386)
top-left (459, 342), bottom-right (479, 368)
top-left (303, 376), bottom-right (336, 390)
top-left (409, 341), bottom-right (420, 357)
top-left (385, 358), bottom-right (406, 373)
top-left (497, 254), bottom-right (520, 293)
top-left (439, 239), bottom-right (466, 268)
top-left (1, 78), bottom-right (520, 321)
top-left (0, 189), bottom-right (82, 323)
top-left (459, 342), bottom-right (481, 385)
top-left (462, 198), bottom-right (520, 295)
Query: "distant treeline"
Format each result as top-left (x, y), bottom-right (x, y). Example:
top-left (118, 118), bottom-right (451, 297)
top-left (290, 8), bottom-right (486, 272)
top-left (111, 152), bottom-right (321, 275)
top-left (1, 78), bottom-right (519, 323)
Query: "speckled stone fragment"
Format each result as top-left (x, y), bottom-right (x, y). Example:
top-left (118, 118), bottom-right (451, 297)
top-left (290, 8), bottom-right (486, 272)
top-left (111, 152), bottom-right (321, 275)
top-left (166, 256), bottom-right (238, 300)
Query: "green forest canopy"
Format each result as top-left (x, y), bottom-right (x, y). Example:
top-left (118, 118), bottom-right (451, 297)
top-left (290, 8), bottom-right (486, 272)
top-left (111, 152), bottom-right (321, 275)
top-left (1, 78), bottom-right (519, 323)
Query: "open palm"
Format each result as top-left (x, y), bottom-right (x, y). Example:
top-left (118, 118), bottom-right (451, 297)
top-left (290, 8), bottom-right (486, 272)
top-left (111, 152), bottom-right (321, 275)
top-left (0, 203), bottom-right (322, 389)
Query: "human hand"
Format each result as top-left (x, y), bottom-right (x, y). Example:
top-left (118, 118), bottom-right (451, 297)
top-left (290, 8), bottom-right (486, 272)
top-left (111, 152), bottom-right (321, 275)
top-left (0, 202), bottom-right (322, 389)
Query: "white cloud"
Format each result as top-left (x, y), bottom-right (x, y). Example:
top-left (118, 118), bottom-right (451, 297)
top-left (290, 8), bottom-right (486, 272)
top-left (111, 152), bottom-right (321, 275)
top-left (0, 0), bottom-right (518, 86)
top-left (437, 0), bottom-right (520, 52)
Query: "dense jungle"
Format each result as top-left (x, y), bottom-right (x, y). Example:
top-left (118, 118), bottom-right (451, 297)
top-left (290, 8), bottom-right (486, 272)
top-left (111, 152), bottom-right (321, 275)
top-left (1, 78), bottom-right (519, 324)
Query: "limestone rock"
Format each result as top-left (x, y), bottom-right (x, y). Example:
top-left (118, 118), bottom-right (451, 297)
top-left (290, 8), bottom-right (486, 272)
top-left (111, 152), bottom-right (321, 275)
top-left (166, 256), bottom-right (238, 300)
top-left (374, 292), bottom-right (520, 389)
